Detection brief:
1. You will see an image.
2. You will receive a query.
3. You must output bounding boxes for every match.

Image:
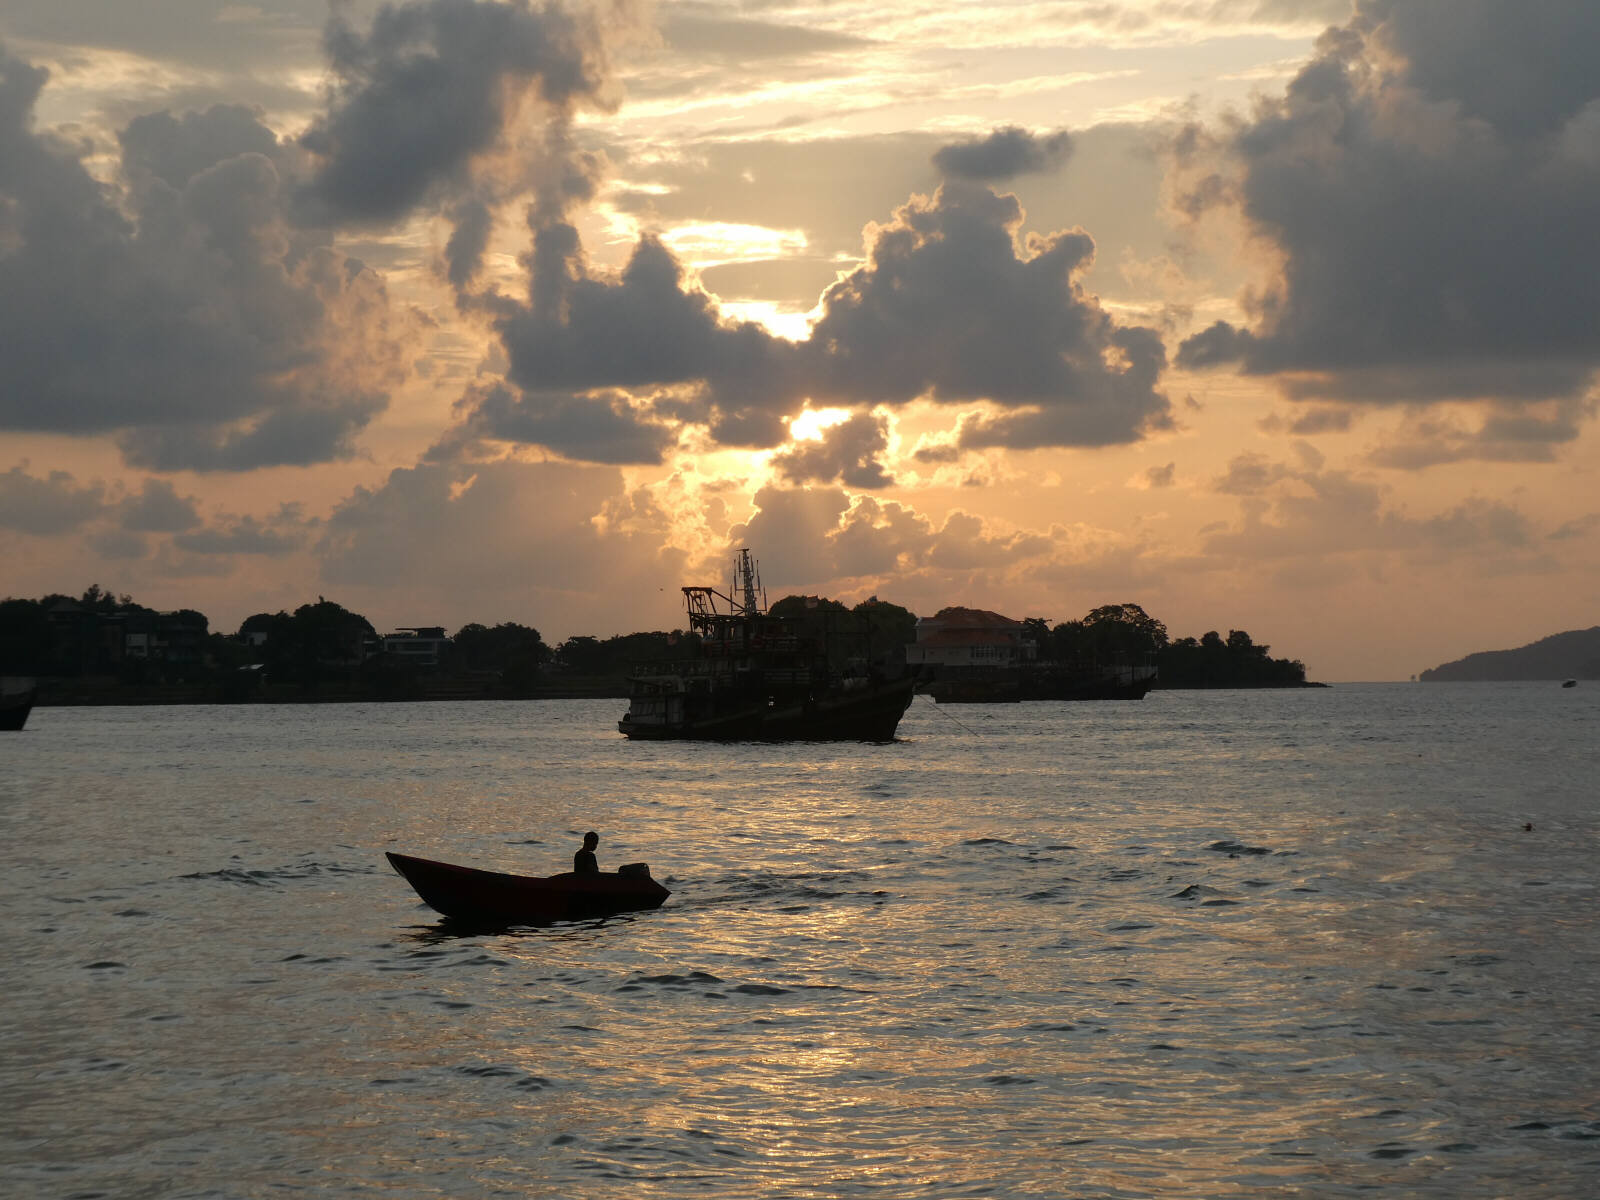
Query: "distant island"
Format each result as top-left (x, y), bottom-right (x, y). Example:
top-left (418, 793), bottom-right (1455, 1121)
top-left (1419, 626), bottom-right (1600, 681)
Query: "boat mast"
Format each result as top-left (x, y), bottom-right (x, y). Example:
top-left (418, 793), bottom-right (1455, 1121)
top-left (734, 547), bottom-right (764, 616)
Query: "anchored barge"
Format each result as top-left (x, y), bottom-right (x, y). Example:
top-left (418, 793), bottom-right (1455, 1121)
top-left (618, 550), bottom-right (914, 741)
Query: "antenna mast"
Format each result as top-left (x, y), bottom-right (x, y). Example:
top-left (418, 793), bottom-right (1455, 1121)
top-left (735, 547), bottom-right (764, 615)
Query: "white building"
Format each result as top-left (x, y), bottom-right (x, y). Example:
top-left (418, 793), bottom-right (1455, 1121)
top-left (906, 608), bottom-right (1037, 669)
top-left (381, 627), bottom-right (452, 667)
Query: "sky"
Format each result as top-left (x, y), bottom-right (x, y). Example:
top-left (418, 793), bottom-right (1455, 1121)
top-left (1, 0), bottom-right (1596, 682)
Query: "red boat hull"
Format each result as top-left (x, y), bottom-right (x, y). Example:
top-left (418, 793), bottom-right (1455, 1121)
top-left (386, 851), bottom-right (670, 926)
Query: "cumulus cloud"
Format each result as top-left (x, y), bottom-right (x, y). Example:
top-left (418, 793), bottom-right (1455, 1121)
top-left (1364, 398), bottom-right (1594, 469)
top-left (316, 458), bottom-right (688, 634)
top-left (488, 232), bottom-right (802, 446)
top-left (1142, 461), bottom-right (1176, 488)
top-left (934, 126), bottom-right (1073, 182)
top-left (1174, 0), bottom-right (1600, 434)
top-left (300, 0), bottom-right (625, 225)
top-left (295, 0), bottom-right (647, 295)
top-left (0, 46), bottom-right (409, 471)
top-left (437, 382), bottom-right (678, 465)
top-left (0, 464), bottom-right (105, 534)
top-left (456, 179), bottom-right (1173, 462)
top-left (729, 483), bottom-right (1056, 590)
top-left (174, 512), bottom-right (307, 556)
top-left (118, 479), bottom-right (202, 533)
top-left (771, 413), bottom-right (893, 488)
top-left (809, 182), bottom-right (1172, 448)
top-left (1204, 452), bottom-right (1535, 561)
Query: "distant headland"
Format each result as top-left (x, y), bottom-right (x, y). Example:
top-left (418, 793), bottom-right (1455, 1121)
top-left (1418, 626), bottom-right (1600, 682)
top-left (2, 584), bottom-right (1320, 706)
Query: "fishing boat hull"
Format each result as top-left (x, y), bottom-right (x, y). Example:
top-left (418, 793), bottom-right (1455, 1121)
top-left (386, 852), bottom-right (670, 925)
top-left (618, 676), bottom-right (914, 741)
top-left (0, 682), bottom-right (36, 731)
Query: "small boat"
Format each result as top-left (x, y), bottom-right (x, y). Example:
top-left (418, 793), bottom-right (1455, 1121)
top-left (386, 851), bottom-right (670, 926)
top-left (0, 677), bottom-right (37, 732)
top-left (1562, 679), bottom-right (1577, 688)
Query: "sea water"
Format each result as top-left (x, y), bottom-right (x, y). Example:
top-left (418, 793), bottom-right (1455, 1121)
top-left (2, 684), bottom-right (1596, 1198)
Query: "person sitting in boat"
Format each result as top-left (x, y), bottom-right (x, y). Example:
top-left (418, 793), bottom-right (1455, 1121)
top-left (573, 831), bottom-right (600, 875)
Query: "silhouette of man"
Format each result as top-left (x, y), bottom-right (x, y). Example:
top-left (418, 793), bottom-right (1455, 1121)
top-left (574, 831), bottom-right (600, 875)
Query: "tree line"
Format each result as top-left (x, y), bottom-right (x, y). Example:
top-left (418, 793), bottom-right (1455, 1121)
top-left (0, 586), bottom-right (1309, 695)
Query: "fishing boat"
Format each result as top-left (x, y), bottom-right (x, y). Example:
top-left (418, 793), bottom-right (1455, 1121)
top-left (0, 677), bottom-right (37, 731)
top-left (386, 851), bottom-right (670, 925)
top-left (617, 549), bottom-right (915, 741)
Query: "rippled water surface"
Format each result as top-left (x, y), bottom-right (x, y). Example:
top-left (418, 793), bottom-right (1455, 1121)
top-left (3, 685), bottom-right (1597, 1198)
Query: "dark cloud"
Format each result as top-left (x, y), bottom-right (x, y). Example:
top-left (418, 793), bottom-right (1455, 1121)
top-left (119, 479), bottom-right (202, 533)
top-left (934, 126), bottom-right (1072, 182)
top-left (810, 183), bottom-right (1171, 448)
top-left (1212, 453), bottom-right (1291, 496)
top-left (299, 0), bottom-right (625, 226)
top-left (1547, 513), bottom-right (1600, 542)
top-left (88, 529), bottom-right (150, 560)
top-left (0, 45), bottom-right (408, 470)
top-left (1144, 462), bottom-right (1176, 488)
top-left (464, 180), bottom-right (1173, 461)
top-left (483, 230), bottom-right (803, 449)
top-left (1173, 0), bottom-right (1600, 459)
top-left (1173, 0), bottom-right (1600, 430)
top-left (119, 105), bottom-right (284, 190)
top-left (771, 413), bottom-right (893, 489)
top-left (1365, 0), bottom-right (1600, 139)
top-left (439, 382), bottom-right (678, 465)
top-left (1260, 409), bottom-right (1350, 438)
top-left (1365, 398), bottom-right (1593, 469)
top-left (0, 464), bottom-right (105, 534)
top-left (173, 515), bottom-right (304, 556)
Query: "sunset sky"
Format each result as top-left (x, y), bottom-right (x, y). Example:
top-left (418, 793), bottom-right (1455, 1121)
top-left (2, 0), bottom-right (1596, 681)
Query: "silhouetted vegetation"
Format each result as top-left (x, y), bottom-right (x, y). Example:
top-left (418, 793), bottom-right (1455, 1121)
top-left (1019, 602), bottom-right (1310, 688)
top-left (764, 594), bottom-right (916, 670)
top-left (1157, 629), bottom-right (1309, 688)
top-left (2, 582), bottom-right (1316, 705)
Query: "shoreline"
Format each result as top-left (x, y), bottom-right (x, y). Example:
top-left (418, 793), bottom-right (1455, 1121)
top-left (29, 679), bottom-right (1331, 707)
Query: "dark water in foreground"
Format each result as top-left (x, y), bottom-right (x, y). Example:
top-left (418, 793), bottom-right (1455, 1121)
top-left (2, 685), bottom-right (1597, 1198)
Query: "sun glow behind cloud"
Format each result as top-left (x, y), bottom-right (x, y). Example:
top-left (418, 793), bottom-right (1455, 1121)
top-left (787, 408), bottom-right (855, 443)
top-left (659, 221), bottom-right (809, 267)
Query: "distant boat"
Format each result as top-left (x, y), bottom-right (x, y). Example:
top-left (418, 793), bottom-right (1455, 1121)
top-left (1562, 679), bottom-right (1577, 688)
top-left (618, 549), bottom-right (915, 741)
top-left (386, 851), bottom-right (670, 926)
top-left (0, 677), bottom-right (37, 731)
